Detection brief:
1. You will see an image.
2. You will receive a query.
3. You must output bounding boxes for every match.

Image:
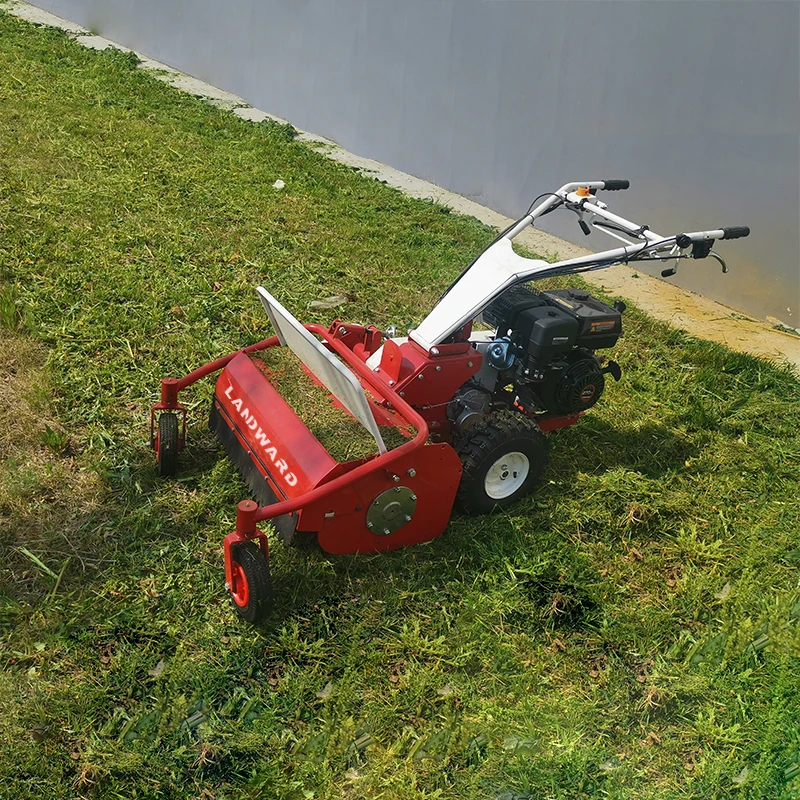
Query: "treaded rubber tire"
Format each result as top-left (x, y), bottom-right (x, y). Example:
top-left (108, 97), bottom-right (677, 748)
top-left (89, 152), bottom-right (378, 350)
top-left (456, 411), bottom-right (549, 515)
top-left (157, 412), bottom-right (179, 477)
top-left (229, 541), bottom-right (272, 624)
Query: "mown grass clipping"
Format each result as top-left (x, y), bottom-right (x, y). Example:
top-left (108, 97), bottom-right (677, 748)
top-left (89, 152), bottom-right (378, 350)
top-left (1, 13), bottom-right (799, 800)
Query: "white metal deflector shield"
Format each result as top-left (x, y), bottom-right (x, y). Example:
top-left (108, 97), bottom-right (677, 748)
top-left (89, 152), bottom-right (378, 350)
top-left (256, 286), bottom-right (387, 454)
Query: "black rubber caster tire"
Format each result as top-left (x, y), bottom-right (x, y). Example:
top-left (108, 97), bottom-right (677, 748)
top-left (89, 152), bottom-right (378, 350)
top-left (229, 541), bottom-right (272, 624)
top-left (157, 412), bottom-right (179, 477)
top-left (456, 411), bottom-right (549, 515)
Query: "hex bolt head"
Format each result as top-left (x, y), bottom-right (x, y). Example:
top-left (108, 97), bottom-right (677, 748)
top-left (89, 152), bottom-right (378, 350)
top-left (404, 515), bottom-right (412, 522)
top-left (393, 474), bottom-right (400, 483)
top-left (411, 494), bottom-right (417, 501)
top-left (467, 361), bottom-right (474, 368)
top-left (407, 468), bottom-right (416, 477)
top-left (394, 486), bottom-right (401, 492)
top-left (373, 499), bottom-right (380, 506)
top-left (338, 326), bottom-right (348, 334)
top-left (366, 521), bottom-right (374, 530)
top-left (383, 529), bottom-right (391, 536)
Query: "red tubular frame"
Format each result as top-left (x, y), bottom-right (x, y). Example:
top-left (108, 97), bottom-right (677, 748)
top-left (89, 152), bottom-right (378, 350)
top-left (154, 324), bottom-right (432, 531)
top-left (234, 324), bottom-right (430, 531)
top-left (151, 336), bottom-right (281, 448)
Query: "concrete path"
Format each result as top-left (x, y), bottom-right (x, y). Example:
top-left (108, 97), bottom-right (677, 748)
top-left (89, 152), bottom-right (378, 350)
top-left (5, 0), bottom-right (799, 374)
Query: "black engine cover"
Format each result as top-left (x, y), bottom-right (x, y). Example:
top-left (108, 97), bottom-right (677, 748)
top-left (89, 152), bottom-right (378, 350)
top-left (482, 284), bottom-right (623, 355)
top-left (541, 289), bottom-right (622, 350)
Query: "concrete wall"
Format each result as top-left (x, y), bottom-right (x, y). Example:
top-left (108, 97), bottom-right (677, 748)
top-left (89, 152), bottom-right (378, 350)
top-left (31, 0), bottom-right (800, 325)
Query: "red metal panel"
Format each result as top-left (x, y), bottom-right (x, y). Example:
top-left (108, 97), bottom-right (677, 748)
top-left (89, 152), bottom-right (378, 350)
top-left (214, 353), bottom-right (337, 497)
top-left (392, 340), bottom-right (481, 407)
top-left (315, 442), bottom-right (462, 554)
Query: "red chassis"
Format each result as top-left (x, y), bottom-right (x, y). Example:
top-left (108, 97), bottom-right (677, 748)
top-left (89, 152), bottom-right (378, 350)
top-left (151, 319), bottom-right (581, 619)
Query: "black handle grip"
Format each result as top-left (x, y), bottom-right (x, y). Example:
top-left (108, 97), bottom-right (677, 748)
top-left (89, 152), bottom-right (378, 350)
top-left (602, 180), bottom-right (630, 191)
top-left (721, 226), bottom-right (750, 240)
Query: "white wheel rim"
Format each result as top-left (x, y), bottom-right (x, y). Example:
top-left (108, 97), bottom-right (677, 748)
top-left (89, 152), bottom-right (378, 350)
top-left (484, 451), bottom-right (530, 500)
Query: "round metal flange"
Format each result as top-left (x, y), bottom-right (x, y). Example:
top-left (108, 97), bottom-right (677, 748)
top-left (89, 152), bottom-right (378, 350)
top-left (366, 486), bottom-right (417, 535)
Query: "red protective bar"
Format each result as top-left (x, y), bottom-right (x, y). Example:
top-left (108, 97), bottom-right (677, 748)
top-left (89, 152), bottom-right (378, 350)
top-left (174, 335), bottom-right (280, 393)
top-left (249, 324), bottom-right (430, 526)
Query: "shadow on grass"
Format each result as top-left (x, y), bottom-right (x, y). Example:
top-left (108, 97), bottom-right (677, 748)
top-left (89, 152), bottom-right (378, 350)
top-left (2, 408), bottom-right (691, 640)
top-left (551, 416), bottom-right (697, 480)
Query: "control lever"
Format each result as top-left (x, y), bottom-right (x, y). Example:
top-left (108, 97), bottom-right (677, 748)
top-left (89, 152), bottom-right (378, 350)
top-left (709, 251), bottom-right (729, 273)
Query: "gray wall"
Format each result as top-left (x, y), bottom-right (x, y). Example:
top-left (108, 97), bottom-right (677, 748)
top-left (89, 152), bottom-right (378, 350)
top-left (32, 0), bottom-right (800, 324)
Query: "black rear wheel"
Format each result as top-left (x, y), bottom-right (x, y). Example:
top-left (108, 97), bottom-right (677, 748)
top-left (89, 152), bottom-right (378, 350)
top-left (456, 411), bottom-right (549, 515)
top-left (229, 541), bottom-right (272, 624)
top-left (157, 412), bottom-right (179, 477)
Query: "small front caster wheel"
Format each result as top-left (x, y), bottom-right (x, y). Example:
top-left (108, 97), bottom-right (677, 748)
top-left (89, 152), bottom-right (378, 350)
top-left (157, 412), bottom-right (179, 477)
top-left (229, 541), bottom-right (272, 623)
top-left (456, 411), bottom-right (549, 515)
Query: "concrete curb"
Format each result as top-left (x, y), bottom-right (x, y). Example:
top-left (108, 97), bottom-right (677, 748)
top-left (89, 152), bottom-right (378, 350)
top-left (4, 0), bottom-right (799, 373)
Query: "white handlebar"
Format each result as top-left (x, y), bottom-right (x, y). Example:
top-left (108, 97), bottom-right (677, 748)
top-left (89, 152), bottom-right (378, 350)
top-left (408, 181), bottom-right (747, 351)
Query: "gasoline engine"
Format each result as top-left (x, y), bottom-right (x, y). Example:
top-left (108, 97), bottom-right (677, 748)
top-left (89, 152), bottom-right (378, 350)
top-left (448, 286), bottom-right (625, 431)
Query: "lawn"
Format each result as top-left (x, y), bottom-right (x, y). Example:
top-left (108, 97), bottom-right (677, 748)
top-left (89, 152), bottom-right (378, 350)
top-left (1, 12), bottom-right (799, 800)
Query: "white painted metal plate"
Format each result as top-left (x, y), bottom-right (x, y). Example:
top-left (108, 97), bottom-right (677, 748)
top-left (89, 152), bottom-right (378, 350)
top-left (411, 238), bottom-right (552, 350)
top-left (257, 287), bottom-right (387, 454)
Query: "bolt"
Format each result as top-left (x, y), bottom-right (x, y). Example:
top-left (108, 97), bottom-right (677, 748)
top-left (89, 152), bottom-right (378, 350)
top-left (383, 528), bottom-right (391, 536)
top-left (338, 326), bottom-right (347, 334)
top-left (366, 521), bottom-right (374, 530)
top-left (407, 468), bottom-right (416, 477)
top-left (431, 347), bottom-right (440, 356)
top-left (467, 361), bottom-right (474, 368)
top-left (393, 474), bottom-right (400, 483)
top-left (225, 581), bottom-right (231, 590)
top-left (411, 494), bottom-right (417, 501)
top-left (375, 367), bottom-right (381, 372)
top-left (405, 515), bottom-right (412, 522)
top-left (394, 486), bottom-right (401, 492)
top-left (373, 499), bottom-right (379, 506)
top-left (399, 392), bottom-right (405, 398)
top-left (389, 379), bottom-right (395, 386)
top-left (417, 374), bottom-right (424, 380)
top-left (435, 365), bottom-right (442, 372)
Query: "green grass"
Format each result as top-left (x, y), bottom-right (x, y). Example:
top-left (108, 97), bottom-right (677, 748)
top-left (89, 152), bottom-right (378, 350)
top-left (1, 13), bottom-right (800, 799)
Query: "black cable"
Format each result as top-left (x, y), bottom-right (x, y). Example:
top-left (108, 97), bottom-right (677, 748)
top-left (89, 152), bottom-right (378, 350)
top-left (525, 192), bottom-right (563, 216)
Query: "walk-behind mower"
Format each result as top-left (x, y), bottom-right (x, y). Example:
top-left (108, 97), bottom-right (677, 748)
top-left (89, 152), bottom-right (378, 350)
top-left (151, 180), bottom-right (749, 621)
